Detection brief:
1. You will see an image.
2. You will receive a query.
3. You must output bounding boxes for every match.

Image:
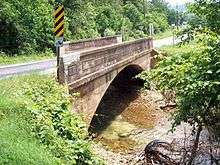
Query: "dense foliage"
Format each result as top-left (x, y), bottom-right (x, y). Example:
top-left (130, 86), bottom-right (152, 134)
top-left (21, 76), bottom-right (102, 164)
top-left (139, 0), bottom-right (220, 137)
top-left (0, 75), bottom-right (102, 165)
top-left (0, 76), bottom-right (58, 165)
top-left (0, 0), bottom-right (177, 54)
top-left (0, 0), bottom-right (54, 54)
top-left (137, 1), bottom-right (220, 163)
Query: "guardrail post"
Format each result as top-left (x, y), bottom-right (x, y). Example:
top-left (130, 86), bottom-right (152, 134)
top-left (116, 35), bottom-right (123, 43)
top-left (58, 57), bottom-right (66, 84)
top-left (57, 45), bottom-right (66, 84)
top-left (56, 45), bottom-right (60, 81)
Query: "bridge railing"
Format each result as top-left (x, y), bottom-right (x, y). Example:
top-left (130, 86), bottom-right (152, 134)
top-left (58, 37), bottom-right (153, 85)
top-left (60, 35), bottom-right (122, 55)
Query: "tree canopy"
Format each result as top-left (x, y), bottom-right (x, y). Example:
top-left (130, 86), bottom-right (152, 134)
top-left (0, 0), bottom-right (176, 54)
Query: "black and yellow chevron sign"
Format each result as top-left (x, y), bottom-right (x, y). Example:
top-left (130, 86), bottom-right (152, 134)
top-left (53, 5), bottom-right (64, 38)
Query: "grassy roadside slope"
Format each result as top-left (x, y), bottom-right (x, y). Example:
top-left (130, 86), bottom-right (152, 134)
top-left (0, 75), bottom-right (102, 165)
top-left (0, 52), bottom-right (54, 65)
top-left (0, 76), bottom-right (58, 165)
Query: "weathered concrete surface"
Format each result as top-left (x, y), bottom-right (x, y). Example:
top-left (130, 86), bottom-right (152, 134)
top-left (59, 38), bottom-right (152, 84)
top-left (58, 37), bottom-right (157, 125)
top-left (61, 35), bottom-right (122, 54)
top-left (71, 51), bottom-right (155, 125)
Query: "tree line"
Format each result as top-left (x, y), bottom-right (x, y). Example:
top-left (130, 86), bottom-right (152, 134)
top-left (0, 0), bottom-right (180, 54)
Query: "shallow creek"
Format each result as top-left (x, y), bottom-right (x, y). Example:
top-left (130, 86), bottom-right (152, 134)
top-left (89, 82), bottom-right (194, 165)
top-left (89, 83), bottom-right (162, 153)
top-left (88, 73), bottom-right (215, 164)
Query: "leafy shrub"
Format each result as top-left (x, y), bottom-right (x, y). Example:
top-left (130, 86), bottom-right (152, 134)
top-left (0, 0), bottom-right (173, 55)
top-left (0, 75), bottom-right (59, 165)
top-left (19, 76), bottom-right (102, 165)
top-left (148, 39), bottom-right (220, 133)
top-left (121, 17), bottom-right (134, 41)
top-left (136, 71), bottom-right (150, 89)
top-left (104, 28), bottom-right (116, 36)
top-left (123, 3), bottom-right (143, 31)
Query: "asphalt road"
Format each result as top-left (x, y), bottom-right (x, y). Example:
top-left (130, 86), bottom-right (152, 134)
top-left (154, 36), bottom-right (179, 48)
top-left (0, 37), bottom-right (179, 79)
top-left (0, 59), bottom-right (57, 79)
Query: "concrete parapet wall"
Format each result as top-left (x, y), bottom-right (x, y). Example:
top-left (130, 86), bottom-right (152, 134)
top-left (58, 37), bottom-right (153, 85)
top-left (61, 35), bottom-right (122, 54)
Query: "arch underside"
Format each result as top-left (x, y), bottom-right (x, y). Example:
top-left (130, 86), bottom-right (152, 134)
top-left (88, 64), bottom-right (144, 132)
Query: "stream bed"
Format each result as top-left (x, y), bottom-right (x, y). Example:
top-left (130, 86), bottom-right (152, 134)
top-left (92, 92), bottom-right (159, 153)
top-left (87, 68), bottom-right (194, 164)
top-left (90, 87), bottom-right (193, 165)
top-left (87, 68), bottom-right (220, 164)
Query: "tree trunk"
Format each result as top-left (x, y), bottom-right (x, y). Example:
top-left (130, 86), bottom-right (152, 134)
top-left (187, 125), bottom-right (202, 165)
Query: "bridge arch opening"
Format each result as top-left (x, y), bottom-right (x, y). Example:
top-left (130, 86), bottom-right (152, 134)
top-left (88, 64), bottom-right (144, 135)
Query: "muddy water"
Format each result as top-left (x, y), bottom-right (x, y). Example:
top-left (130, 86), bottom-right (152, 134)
top-left (89, 84), bottom-right (160, 153)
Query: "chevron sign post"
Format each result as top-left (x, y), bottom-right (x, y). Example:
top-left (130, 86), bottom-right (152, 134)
top-left (53, 3), bottom-right (64, 81)
top-left (53, 5), bottom-right (64, 46)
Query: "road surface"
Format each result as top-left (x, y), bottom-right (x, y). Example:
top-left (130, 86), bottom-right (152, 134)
top-left (0, 59), bottom-right (57, 79)
top-left (0, 37), bottom-right (179, 79)
top-left (154, 36), bottom-right (179, 48)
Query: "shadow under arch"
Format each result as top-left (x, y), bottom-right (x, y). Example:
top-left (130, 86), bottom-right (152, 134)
top-left (88, 64), bottom-right (144, 135)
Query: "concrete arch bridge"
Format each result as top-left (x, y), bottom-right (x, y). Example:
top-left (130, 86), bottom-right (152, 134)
top-left (58, 36), bottom-right (158, 126)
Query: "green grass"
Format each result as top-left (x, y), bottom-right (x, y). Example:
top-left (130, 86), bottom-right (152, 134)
top-left (0, 75), bottom-right (58, 165)
top-left (158, 40), bottom-right (202, 54)
top-left (154, 29), bottom-right (173, 40)
top-left (0, 52), bottom-right (54, 65)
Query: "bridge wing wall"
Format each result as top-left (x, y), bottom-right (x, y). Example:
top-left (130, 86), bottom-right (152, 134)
top-left (58, 37), bottom-right (153, 85)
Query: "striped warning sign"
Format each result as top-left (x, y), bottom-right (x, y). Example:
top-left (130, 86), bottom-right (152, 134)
top-left (53, 5), bottom-right (64, 38)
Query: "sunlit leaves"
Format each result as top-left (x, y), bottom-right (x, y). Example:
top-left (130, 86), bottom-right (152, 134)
top-left (19, 78), bottom-right (103, 165)
top-left (139, 34), bottom-right (220, 131)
